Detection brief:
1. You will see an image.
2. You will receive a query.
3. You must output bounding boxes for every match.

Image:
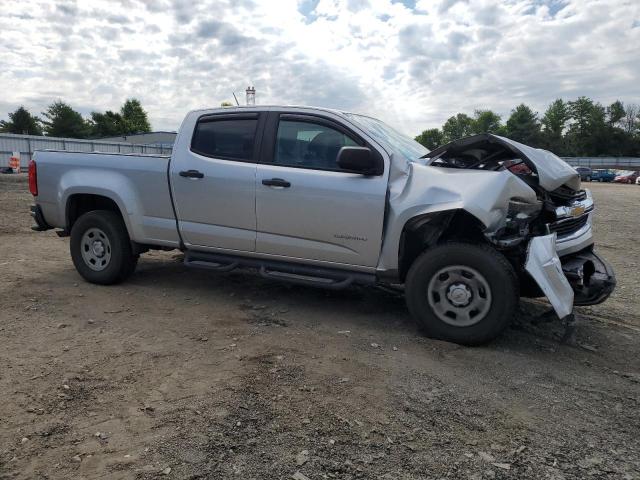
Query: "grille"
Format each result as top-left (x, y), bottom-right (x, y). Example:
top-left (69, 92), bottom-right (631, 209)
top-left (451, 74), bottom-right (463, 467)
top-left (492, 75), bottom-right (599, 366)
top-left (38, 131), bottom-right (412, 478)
top-left (549, 187), bottom-right (587, 205)
top-left (549, 215), bottom-right (589, 237)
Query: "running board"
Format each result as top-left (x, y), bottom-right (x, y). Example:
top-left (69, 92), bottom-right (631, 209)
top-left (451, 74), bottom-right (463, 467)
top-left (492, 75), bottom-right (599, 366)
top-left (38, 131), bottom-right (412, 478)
top-left (184, 251), bottom-right (375, 290)
top-left (184, 257), bottom-right (239, 272)
top-left (259, 266), bottom-right (355, 289)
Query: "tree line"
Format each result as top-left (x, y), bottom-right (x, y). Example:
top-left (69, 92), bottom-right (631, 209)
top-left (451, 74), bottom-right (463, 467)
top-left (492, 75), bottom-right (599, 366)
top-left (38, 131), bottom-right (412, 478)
top-left (0, 99), bottom-right (151, 138)
top-left (416, 97), bottom-right (640, 157)
top-left (4, 96), bottom-right (639, 156)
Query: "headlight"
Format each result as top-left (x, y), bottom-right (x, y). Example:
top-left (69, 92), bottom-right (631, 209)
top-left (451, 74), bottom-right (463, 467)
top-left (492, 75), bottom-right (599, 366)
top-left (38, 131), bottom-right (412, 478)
top-left (507, 198), bottom-right (542, 220)
top-left (505, 199), bottom-right (543, 238)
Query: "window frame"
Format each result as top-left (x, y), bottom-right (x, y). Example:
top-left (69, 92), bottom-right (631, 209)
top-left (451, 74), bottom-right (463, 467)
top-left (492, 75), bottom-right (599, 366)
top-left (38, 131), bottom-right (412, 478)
top-left (260, 112), bottom-right (384, 175)
top-left (190, 112), bottom-right (265, 163)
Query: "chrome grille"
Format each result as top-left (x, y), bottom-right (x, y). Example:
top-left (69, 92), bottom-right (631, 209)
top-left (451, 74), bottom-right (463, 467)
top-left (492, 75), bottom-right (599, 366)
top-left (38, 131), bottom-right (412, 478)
top-left (549, 215), bottom-right (589, 237)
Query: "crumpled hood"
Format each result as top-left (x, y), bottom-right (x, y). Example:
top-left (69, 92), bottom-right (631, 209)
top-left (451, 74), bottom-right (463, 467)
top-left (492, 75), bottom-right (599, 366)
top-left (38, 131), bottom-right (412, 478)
top-left (426, 134), bottom-right (580, 192)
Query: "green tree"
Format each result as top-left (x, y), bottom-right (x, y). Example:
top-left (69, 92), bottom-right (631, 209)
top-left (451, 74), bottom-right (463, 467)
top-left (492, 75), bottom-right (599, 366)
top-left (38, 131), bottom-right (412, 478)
top-left (0, 106), bottom-right (43, 135)
top-left (566, 97), bottom-right (607, 156)
top-left (621, 103), bottom-right (639, 135)
top-left (120, 98), bottom-right (151, 134)
top-left (415, 128), bottom-right (444, 150)
top-left (442, 113), bottom-right (474, 142)
top-left (505, 104), bottom-right (541, 146)
top-left (221, 101), bottom-right (233, 107)
top-left (471, 109), bottom-right (502, 134)
top-left (90, 110), bottom-right (125, 137)
top-left (604, 100), bottom-right (638, 156)
top-left (414, 97), bottom-right (640, 157)
top-left (41, 101), bottom-right (91, 138)
top-left (541, 99), bottom-right (569, 155)
top-left (606, 100), bottom-right (625, 127)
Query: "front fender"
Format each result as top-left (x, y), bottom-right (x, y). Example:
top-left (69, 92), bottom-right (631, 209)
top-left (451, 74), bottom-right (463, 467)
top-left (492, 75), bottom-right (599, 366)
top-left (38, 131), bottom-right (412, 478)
top-left (377, 165), bottom-right (537, 272)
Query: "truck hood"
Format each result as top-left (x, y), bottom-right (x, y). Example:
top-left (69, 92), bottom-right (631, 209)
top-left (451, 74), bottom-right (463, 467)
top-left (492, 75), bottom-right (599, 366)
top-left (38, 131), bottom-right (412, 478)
top-left (425, 134), bottom-right (580, 192)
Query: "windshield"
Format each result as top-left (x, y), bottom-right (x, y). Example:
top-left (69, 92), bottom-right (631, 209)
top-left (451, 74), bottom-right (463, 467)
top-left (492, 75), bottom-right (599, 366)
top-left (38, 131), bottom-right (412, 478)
top-left (344, 113), bottom-right (428, 162)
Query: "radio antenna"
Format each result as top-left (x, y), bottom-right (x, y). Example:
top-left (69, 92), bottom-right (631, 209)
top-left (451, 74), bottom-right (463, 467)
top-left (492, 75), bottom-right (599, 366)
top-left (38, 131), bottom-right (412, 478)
top-left (232, 93), bottom-right (240, 106)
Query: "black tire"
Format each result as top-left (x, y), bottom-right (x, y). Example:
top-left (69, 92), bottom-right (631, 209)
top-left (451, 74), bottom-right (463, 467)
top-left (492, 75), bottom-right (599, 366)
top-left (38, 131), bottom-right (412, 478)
top-left (405, 242), bottom-right (518, 346)
top-left (70, 210), bottom-right (138, 285)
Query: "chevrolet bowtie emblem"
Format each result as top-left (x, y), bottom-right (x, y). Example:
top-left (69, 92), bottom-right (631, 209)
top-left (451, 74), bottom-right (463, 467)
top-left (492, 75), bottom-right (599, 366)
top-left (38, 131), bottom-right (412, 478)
top-left (570, 205), bottom-right (586, 217)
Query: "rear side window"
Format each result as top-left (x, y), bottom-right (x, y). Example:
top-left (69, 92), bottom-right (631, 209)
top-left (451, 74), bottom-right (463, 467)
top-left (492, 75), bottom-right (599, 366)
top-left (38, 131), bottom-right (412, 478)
top-left (191, 118), bottom-right (257, 161)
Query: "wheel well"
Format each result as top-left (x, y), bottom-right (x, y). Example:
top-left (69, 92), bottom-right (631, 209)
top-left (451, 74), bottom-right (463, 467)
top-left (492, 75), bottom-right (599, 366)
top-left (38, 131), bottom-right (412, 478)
top-left (66, 194), bottom-right (123, 231)
top-left (398, 210), bottom-right (486, 282)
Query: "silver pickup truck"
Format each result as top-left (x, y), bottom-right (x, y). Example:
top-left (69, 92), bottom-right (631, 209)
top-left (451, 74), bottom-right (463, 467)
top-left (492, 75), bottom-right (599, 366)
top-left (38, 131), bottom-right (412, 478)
top-left (29, 105), bottom-right (615, 345)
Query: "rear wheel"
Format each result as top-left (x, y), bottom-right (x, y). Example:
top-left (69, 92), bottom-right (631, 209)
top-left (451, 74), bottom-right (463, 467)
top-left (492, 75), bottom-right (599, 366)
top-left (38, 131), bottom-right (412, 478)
top-left (70, 210), bottom-right (138, 285)
top-left (405, 243), bottom-right (518, 345)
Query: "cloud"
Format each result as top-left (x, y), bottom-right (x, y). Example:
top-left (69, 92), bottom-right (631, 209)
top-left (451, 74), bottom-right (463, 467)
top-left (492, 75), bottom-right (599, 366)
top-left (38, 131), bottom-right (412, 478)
top-left (0, 0), bottom-right (638, 136)
top-left (438, 0), bottom-right (468, 14)
top-left (194, 19), bottom-right (254, 47)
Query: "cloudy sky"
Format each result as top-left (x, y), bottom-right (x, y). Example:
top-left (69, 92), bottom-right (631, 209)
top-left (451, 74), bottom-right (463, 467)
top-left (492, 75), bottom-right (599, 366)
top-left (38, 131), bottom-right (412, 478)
top-left (1, 0), bottom-right (639, 135)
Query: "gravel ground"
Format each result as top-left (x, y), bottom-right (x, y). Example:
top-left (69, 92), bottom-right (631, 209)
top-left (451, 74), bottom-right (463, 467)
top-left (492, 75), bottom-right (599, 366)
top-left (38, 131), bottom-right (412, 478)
top-left (0, 175), bottom-right (639, 480)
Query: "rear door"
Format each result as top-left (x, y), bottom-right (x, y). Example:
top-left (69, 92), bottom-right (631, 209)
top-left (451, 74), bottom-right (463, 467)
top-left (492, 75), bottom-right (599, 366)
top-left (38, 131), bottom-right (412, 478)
top-left (170, 112), bottom-right (264, 251)
top-left (255, 112), bottom-right (388, 267)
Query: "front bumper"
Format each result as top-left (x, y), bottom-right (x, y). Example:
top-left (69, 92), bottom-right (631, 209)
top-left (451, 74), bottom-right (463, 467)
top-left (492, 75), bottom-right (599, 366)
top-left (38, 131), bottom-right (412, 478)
top-left (525, 234), bottom-right (575, 319)
top-left (525, 234), bottom-right (615, 320)
top-left (561, 248), bottom-right (616, 306)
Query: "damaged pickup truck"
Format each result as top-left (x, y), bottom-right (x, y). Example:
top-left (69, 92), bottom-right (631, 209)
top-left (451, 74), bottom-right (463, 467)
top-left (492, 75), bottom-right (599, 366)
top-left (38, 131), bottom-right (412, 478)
top-left (29, 106), bottom-right (615, 345)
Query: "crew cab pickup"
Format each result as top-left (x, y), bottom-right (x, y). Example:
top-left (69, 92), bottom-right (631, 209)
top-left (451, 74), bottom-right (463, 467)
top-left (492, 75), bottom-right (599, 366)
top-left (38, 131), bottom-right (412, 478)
top-left (29, 106), bottom-right (615, 345)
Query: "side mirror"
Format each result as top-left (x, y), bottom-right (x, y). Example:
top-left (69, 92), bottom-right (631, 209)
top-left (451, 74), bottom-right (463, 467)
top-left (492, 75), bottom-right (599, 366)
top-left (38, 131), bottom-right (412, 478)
top-left (336, 147), bottom-right (381, 175)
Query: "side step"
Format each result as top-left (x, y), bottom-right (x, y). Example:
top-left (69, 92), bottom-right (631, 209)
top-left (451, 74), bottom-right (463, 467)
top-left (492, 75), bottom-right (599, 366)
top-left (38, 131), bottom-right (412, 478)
top-left (184, 251), bottom-right (375, 290)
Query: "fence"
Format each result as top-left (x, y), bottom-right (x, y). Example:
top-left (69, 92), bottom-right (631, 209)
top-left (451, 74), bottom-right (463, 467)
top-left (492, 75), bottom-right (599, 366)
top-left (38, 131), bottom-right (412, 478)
top-left (0, 133), bottom-right (172, 167)
top-left (562, 157), bottom-right (640, 169)
top-left (2, 133), bottom-right (638, 171)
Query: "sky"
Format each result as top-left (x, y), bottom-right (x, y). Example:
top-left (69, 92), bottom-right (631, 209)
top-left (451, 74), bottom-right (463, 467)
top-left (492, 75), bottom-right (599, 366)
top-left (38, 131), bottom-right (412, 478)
top-left (1, 0), bottom-right (639, 136)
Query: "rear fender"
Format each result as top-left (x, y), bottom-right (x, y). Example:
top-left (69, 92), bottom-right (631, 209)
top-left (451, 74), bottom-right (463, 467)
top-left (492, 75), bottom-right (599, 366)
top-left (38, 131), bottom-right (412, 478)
top-left (59, 169), bottom-right (138, 241)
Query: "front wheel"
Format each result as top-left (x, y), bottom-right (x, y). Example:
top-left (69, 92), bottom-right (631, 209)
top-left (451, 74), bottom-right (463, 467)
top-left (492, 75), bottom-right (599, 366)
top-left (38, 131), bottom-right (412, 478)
top-left (405, 243), bottom-right (519, 345)
top-left (70, 210), bottom-right (138, 285)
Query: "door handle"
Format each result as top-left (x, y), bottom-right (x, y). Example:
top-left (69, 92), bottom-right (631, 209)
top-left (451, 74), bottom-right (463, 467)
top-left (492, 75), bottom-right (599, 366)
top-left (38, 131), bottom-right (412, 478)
top-left (262, 178), bottom-right (291, 188)
top-left (179, 170), bottom-right (204, 179)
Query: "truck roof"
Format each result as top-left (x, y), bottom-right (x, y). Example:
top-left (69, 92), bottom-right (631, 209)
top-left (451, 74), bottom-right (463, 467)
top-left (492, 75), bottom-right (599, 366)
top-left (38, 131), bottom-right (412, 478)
top-left (187, 105), bottom-right (352, 117)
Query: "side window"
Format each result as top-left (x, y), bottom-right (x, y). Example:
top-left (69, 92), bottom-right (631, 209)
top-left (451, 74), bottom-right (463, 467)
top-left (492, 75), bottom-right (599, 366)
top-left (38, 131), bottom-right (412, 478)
top-left (191, 118), bottom-right (258, 161)
top-left (273, 120), bottom-right (359, 170)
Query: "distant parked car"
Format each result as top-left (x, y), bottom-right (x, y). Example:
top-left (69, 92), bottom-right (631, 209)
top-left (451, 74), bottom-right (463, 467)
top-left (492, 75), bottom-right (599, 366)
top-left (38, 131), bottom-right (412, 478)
top-left (575, 167), bottom-right (592, 181)
top-left (613, 171), bottom-right (639, 184)
top-left (591, 169), bottom-right (616, 182)
top-left (636, 176), bottom-right (640, 185)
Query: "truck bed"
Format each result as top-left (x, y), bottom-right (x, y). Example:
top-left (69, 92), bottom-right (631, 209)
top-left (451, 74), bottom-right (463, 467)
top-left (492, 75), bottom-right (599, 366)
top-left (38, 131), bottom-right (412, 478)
top-left (33, 150), bottom-right (180, 247)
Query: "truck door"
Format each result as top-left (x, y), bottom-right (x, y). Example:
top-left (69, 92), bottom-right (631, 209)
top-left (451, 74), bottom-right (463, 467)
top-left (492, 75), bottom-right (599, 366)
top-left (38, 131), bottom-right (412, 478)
top-left (255, 113), bottom-right (388, 267)
top-left (170, 112), bottom-right (264, 251)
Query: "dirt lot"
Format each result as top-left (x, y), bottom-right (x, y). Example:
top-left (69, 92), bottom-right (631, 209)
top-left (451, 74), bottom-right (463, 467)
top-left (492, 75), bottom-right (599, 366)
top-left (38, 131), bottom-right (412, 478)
top-left (1, 175), bottom-right (639, 480)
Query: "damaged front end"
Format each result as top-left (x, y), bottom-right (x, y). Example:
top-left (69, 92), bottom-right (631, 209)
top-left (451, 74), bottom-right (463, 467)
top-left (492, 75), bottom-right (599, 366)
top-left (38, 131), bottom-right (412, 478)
top-left (561, 248), bottom-right (616, 306)
top-left (425, 134), bottom-right (616, 322)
